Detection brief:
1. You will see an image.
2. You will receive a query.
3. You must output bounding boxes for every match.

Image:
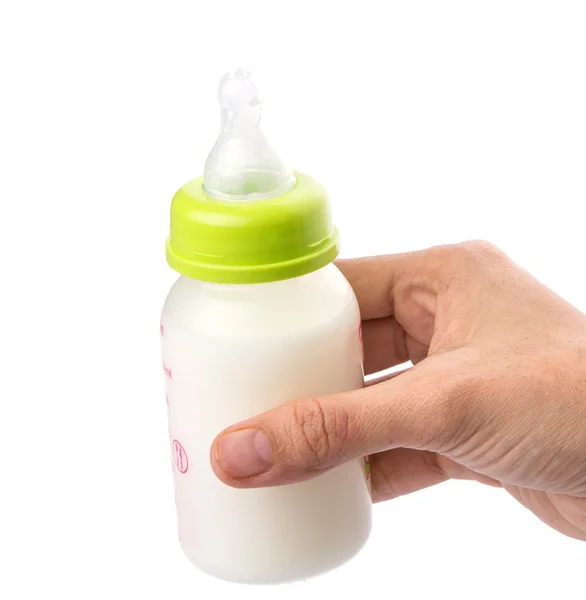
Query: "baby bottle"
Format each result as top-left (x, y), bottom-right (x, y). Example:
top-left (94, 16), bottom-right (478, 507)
top-left (160, 68), bottom-right (372, 584)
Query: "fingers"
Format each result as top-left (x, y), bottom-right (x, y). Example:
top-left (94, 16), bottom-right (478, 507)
top-left (337, 253), bottom-right (439, 352)
top-left (211, 356), bottom-right (474, 488)
top-left (361, 316), bottom-right (429, 374)
top-left (335, 256), bottom-right (405, 320)
top-left (336, 242), bottom-right (502, 324)
top-left (369, 449), bottom-right (448, 502)
top-left (370, 449), bottom-right (501, 503)
top-left (336, 250), bottom-right (437, 321)
top-left (362, 316), bottom-right (408, 374)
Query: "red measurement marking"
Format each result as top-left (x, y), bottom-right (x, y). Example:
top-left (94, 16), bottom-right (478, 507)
top-left (160, 323), bottom-right (164, 336)
top-left (165, 394), bottom-right (169, 407)
top-left (172, 439), bottom-right (188, 474)
top-left (163, 362), bottom-right (172, 379)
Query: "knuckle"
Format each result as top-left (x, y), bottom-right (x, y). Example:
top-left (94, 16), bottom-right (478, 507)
top-left (286, 398), bottom-right (350, 470)
top-left (457, 240), bottom-right (505, 263)
top-left (443, 240), bottom-right (508, 282)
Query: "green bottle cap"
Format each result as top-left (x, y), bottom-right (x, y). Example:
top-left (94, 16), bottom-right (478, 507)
top-left (165, 69), bottom-right (339, 284)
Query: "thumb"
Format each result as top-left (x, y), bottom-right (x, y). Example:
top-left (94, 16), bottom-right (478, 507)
top-left (210, 357), bottom-right (473, 488)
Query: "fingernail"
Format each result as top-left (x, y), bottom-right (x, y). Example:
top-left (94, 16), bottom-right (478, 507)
top-left (216, 428), bottom-right (273, 478)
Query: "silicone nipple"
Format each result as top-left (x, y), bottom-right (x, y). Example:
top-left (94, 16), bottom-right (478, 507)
top-left (203, 68), bottom-right (296, 201)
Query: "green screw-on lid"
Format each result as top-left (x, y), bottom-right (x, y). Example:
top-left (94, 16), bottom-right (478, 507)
top-left (165, 171), bottom-right (339, 284)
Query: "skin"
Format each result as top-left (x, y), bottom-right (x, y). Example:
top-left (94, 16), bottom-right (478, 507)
top-left (211, 241), bottom-right (586, 541)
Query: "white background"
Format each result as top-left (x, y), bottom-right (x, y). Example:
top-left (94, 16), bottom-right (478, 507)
top-left (1, 1), bottom-right (585, 598)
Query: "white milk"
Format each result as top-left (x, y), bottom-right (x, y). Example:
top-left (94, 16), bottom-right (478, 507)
top-left (160, 264), bottom-right (372, 584)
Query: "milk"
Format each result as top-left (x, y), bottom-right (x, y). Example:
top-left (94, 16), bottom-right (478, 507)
top-left (161, 265), bottom-right (371, 583)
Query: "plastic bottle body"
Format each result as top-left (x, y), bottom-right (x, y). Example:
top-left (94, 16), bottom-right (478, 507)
top-left (160, 264), bottom-right (372, 584)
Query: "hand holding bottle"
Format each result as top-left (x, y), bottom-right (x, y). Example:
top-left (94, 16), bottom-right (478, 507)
top-left (212, 241), bottom-right (586, 541)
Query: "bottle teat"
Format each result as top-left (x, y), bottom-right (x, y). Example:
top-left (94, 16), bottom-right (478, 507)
top-left (203, 68), bottom-right (296, 201)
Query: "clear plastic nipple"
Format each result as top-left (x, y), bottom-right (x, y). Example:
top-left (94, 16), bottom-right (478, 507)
top-left (203, 68), bottom-right (296, 201)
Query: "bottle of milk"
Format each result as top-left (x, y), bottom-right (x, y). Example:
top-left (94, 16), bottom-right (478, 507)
top-left (161, 68), bottom-right (372, 584)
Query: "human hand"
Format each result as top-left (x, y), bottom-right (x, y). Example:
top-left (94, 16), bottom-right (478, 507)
top-left (211, 241), bottom-right (586, 541)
